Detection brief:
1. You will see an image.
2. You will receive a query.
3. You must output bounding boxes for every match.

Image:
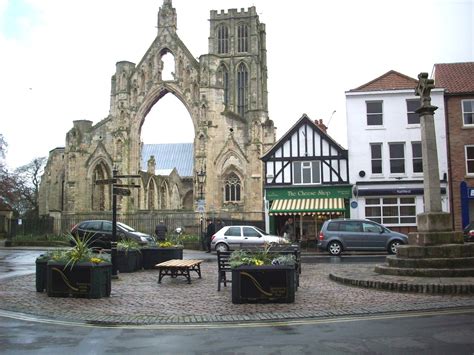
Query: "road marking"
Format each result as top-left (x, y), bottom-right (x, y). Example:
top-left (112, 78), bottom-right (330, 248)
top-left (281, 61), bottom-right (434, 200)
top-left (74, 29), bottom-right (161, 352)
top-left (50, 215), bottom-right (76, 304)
top-left (0, 307), bottom-right (473, 330)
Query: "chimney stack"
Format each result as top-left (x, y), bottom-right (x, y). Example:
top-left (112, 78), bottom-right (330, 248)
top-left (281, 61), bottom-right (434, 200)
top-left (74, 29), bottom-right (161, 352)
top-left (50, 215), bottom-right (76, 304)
top-left (315, 119), bottom-right (328, 133)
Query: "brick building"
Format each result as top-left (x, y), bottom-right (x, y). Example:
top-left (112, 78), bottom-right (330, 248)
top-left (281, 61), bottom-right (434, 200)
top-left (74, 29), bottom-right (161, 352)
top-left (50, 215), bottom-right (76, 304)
top-left (433, 62), bottom-right (474, 231)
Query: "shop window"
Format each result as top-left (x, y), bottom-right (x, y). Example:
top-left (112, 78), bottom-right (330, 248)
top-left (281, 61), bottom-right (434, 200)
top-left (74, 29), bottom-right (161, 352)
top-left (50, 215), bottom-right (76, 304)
top-left (365, 197), bottom-right (416, 225)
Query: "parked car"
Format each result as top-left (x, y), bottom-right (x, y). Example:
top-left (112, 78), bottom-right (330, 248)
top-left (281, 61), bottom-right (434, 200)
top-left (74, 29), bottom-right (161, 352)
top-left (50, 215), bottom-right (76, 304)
top-left (70, 220), bottom-right (155, 248)
top-left (210, 225), bottom-right (288, 252)
top-left (464, 222), bottom-right (474, 242)
top-left (318, 219), bottom-right (408, 256)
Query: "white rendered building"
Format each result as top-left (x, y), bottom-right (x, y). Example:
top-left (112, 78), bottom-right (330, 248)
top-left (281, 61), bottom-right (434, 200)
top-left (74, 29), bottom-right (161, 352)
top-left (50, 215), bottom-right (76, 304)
top-left (345, 70), bottom-right (449, 233)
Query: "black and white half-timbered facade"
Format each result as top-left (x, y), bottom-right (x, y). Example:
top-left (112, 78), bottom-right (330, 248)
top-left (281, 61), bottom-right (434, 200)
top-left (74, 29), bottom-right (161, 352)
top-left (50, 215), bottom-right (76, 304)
top-left (261, 114), bottom-right (352, 244)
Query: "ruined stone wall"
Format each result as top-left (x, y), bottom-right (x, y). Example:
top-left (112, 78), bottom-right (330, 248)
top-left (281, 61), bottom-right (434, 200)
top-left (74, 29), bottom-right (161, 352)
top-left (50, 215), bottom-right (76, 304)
top-left (39, 1), bottom-right (275, 219)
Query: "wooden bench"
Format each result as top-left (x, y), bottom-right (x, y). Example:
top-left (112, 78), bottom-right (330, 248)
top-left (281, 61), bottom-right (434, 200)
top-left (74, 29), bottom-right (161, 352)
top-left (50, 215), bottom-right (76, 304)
top-left (156, 259), bottom-right (203, 284)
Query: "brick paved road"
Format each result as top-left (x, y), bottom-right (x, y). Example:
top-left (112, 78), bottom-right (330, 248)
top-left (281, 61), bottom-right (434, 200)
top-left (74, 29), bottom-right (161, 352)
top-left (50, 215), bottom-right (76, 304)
top-left (1, 262), bottom-right (473, 325)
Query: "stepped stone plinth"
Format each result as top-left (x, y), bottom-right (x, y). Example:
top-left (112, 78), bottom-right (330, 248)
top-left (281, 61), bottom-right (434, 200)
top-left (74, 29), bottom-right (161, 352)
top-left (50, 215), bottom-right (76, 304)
top-left (375, 214), bottom-right (472, 278)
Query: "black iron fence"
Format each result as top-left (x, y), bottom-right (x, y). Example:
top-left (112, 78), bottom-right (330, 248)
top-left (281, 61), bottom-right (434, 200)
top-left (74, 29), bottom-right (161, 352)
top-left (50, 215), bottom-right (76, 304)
top-left (7, 212), bottom-right (265, 240)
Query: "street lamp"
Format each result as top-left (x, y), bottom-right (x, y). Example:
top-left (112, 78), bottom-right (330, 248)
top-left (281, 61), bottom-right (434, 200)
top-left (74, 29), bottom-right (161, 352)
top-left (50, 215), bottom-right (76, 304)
top-left (196, 167), bottom-right (206, 250)
top-left (196, 167), bottom-right (206, 200)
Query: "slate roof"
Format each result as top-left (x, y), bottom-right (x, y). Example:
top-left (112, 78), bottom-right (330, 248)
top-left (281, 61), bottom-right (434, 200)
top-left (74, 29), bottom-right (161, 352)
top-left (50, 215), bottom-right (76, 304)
top-left (433, 62), bottom-right (474, 94)
top-left (348, 70), bottom-right (418, 92)
top-left (141, 143), bottom-right (194, 177)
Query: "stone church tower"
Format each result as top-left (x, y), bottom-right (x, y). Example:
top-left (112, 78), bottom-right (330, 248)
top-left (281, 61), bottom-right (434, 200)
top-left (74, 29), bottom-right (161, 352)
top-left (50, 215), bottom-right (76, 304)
top-left (39, 0), bottom-right (275, 220)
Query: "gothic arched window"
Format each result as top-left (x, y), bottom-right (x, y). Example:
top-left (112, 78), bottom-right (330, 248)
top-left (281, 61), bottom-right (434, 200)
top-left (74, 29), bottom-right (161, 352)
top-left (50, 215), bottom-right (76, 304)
top-left (217, 25), bottom-right (229, 54)
top-left (92, 162), bottom-right (110, 211)
top-left (224, 173), bottom-right (241, 202)
top-left (237, 23), bottom-right (249, 52)
top-left (218, 64), bottom-right (229, 106)
top-left (148, 180), bottom-right (155, 210)
top-left (237, 63), bottom-right (248, 118)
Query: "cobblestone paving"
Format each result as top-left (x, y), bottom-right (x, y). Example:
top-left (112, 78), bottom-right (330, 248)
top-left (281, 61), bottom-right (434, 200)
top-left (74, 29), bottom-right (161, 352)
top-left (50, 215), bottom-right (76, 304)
top-left (1, 263), bottom-right (473, 325)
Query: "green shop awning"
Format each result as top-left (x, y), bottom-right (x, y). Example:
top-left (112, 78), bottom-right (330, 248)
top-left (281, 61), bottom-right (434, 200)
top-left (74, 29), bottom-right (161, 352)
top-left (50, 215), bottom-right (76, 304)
top-left (269, 198), bottom-right (345, 216)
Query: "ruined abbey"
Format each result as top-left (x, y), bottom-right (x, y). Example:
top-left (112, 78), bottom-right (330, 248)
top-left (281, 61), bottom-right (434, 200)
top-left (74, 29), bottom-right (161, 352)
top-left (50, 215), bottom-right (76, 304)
top-left (39, 0), bottom-right (275, 222)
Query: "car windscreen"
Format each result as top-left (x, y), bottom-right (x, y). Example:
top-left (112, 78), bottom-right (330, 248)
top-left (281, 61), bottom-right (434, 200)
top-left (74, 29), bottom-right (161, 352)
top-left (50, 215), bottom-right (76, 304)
top-left (117, 222), bottom-right (136, 232)
top-left (254, 226), bottom-right (269, 235)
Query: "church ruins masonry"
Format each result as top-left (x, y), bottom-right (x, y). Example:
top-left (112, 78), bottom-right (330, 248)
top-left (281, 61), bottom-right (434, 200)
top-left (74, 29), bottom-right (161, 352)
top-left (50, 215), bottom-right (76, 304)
top-left (39, 1), bottom-right (276, 221)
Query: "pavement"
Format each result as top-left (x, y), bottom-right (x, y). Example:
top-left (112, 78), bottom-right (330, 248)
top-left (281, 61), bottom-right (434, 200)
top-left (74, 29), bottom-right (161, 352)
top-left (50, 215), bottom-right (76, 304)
top-left (0, 247), bottom-right (474, 326)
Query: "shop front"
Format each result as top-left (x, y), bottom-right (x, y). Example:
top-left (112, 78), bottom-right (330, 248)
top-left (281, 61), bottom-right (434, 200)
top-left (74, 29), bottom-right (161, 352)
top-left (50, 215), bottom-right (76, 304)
top-left (461, 182), bottom-right (474, 229)
top-left (265, 186), bottom-right (352, 249)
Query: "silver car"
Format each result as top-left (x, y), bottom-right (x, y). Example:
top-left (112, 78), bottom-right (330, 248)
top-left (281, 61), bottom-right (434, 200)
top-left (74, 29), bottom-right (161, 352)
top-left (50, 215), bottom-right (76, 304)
top-left (318, 219), bottom-right (408, 256)
top-left (210, 225), bottom-right (288, 252)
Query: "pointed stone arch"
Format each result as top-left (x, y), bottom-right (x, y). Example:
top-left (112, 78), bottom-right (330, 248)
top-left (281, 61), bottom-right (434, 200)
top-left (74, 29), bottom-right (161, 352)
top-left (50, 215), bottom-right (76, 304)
top-left (160, 180), bottom-right (169, 209)
top-left (170, 184), bottom-right (180, 210)
top-left (217, 62), bottom-right (230, 106)
top-left (89, 160), bottom-right (112, 211)
top-left (182, 190), bottom-right (193, 210)
top-left (39, 2), bottom-right (275, 218)
top-left (147, 177), bottom-right (158, 210)
top-left (222, 169), bottom-right (243, 204)
top-left (236, 61), bottom-right (249, 118)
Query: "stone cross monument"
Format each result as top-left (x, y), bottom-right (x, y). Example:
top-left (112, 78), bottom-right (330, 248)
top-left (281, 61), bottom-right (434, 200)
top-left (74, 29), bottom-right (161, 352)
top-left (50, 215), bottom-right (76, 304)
top-left (415, 73), bottom-right (442, 214)
top-left (410, 72), bottom-right (462, 245)
top-left (374, 73), bottom-right (472, 279)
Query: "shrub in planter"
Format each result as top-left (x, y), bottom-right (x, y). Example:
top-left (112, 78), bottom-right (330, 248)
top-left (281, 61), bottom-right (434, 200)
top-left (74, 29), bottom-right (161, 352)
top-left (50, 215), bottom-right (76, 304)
top-left (117, 239), bottom-right (142, 273)
top-left (141, 240), bottom-right (183, 269)
top-left (230, 246), bottom-right (296, 304)
top-left (46, 234), bottom-right (112, 298)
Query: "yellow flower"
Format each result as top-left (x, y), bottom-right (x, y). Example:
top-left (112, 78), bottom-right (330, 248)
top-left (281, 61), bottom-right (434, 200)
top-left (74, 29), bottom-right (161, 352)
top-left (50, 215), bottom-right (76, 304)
top-left (254, 259), bottom-right (264, 266)
top-left (159, 241), bottom-right (173, 248)
top-left (90, 257), bottom-right (103, 264)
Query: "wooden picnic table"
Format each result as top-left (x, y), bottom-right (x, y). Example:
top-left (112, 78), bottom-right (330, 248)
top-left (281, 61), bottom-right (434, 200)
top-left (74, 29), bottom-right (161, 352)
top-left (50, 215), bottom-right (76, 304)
top-left (156, 259), bottom-right (203, 284)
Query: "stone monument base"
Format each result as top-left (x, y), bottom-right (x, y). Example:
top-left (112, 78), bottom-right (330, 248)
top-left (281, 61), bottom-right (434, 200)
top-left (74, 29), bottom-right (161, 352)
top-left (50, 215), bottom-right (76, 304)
top-left (375, 243), bottom-right (474, 277)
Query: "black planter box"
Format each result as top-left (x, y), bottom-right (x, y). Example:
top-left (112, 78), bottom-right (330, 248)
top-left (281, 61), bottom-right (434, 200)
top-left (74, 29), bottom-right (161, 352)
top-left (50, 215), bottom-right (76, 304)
top-left (141, 247), bottom-right (183, 269)
top-left (46, 261), bottom-right (112, 298)
top-left (117, 249), bottom-right (142, 273)
top-left (232, 265), bottom-right (295, 304)
top-left (35, 257), bottom-right (48, 292)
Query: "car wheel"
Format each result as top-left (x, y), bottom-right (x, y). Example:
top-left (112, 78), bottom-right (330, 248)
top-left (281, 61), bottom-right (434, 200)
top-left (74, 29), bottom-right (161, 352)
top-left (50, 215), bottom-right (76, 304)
top-left (328, 241), bottom-right (342, 256)
top-left (388, 240), bottom-right (402, 254)
top-left (215, 243), bottom-right (229, 252)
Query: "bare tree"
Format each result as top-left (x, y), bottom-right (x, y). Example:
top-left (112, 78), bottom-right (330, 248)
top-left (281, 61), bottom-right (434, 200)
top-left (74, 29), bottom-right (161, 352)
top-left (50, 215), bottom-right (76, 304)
top-left (0, 134), bottom-right (17, 212)
top-left (13, 157), bottom-right (47, 217)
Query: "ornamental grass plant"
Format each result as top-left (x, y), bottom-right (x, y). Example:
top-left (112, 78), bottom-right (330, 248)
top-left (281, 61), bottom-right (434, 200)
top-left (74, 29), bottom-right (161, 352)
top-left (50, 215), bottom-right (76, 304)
top-left (48, 233), bottom-right (110, 270)
top-left (229, 243), bottom-right (296, 268)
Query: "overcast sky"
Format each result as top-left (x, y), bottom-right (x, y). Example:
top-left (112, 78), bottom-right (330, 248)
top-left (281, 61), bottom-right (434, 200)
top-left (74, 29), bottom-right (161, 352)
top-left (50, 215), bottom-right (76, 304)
top-left (0, 0), bottom-right (472, 170)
